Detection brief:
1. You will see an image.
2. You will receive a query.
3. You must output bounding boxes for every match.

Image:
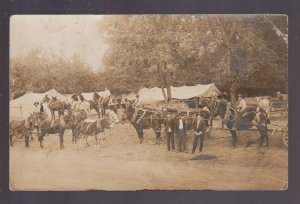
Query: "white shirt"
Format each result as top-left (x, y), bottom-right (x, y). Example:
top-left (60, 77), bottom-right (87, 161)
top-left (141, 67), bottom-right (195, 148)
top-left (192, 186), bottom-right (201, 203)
top-left (32, 105), bottom-right (40, 114)
top-left (237, 99), bottom-right (247, 112)
top-left (179, 119), bottom-right (183, 129)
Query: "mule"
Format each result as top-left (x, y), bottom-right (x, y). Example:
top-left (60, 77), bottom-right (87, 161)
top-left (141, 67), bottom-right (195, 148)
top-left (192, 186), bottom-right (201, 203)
top-left (70, 110), bottom-right (88, 143)
top-left (9, 113), bottom-right (43, 147)
top-left (38, 113), bottom-right (76, 149)
top-left (42, 95), bottom-right (69, 120)
top-left (213, 100), bottom-right (269, 147)
top-left (99, 96), bottom-right (110, 117)
top-left (76, 116), bottom-right (113, 150)
top-left (124, 104), bottom-right (164, 144)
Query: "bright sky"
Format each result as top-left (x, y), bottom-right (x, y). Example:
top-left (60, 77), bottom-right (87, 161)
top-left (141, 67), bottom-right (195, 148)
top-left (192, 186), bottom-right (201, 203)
top-left (10, 15), bottom-right (108, 71)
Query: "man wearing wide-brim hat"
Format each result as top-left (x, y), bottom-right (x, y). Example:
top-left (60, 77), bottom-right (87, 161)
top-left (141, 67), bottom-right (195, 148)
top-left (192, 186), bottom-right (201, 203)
top-left (32, 102), bottom-right (41, 114)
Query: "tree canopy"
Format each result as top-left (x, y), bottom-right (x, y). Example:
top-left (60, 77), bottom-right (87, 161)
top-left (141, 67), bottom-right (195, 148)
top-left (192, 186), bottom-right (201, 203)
top-left (10, 15), bottom-right (287, 101)
top-left (99, 15), bottom-right (287, 100)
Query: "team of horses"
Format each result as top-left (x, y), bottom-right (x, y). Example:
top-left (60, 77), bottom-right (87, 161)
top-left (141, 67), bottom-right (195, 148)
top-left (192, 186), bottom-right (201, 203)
top-left (10, 94), bottom-right (271, 150)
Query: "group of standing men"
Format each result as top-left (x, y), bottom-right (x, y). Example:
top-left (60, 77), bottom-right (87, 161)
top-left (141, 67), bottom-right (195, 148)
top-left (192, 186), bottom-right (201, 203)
top-left (163, 112), bottom-right (207, 154)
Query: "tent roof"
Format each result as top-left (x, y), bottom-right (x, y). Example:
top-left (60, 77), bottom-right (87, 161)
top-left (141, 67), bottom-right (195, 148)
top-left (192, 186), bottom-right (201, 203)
top-left (10, 89), bottom-right (67, 106)
top-left (138, 83), bottom-right (221, 104)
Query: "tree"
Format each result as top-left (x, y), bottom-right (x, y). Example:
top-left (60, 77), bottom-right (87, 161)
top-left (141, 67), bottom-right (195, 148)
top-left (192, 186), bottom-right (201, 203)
top-left (99, 15), bottom-right (212, 102)
top-left (100, 15), bottom-right (287, 101)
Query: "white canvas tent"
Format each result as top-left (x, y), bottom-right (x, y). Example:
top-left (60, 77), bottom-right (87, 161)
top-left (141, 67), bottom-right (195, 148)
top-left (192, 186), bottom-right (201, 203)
top-left (10, 89), bottom-right (67, 120)
top-left (137, 83), bottom-right (221, 104)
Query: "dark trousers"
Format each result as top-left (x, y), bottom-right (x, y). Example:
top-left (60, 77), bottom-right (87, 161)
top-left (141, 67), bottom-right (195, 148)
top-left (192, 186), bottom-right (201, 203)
top-left (177, 129), bottom-right (186, 152)
top-left (233, 111), bottom-right (244, 130)
top-left (192, 134), bottom-right (204, 153)
top-left (24, 133), bottom-right (30, 148)
top-left (166, 132), bottom-right (175, 151)
top-left (257, 125), bottom-right (269, 146)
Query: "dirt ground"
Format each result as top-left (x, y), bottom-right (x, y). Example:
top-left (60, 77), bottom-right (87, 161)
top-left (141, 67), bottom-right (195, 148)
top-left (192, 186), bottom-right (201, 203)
top-left (10, 116), bottom-right (288, 191)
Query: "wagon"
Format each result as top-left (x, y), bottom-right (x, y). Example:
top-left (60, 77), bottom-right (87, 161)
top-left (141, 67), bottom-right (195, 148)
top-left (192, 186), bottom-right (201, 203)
top-left (270, 123), bottom-right (288, 148)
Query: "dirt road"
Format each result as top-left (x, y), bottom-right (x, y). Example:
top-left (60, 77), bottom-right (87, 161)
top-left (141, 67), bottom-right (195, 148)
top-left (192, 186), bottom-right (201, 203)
top-left (10, 121), bottom-right (288, 191)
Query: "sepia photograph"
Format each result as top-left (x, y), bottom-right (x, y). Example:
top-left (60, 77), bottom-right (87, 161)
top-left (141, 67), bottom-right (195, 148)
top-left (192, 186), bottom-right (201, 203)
top-left (9, 15), bottom-right (288, 190)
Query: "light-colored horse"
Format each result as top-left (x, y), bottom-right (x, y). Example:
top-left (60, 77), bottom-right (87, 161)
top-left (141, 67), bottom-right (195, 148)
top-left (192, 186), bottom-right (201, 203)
top-left (71, 100), bottom-right (91, 115)
top-left (256, 96), bottom-right (271, 120)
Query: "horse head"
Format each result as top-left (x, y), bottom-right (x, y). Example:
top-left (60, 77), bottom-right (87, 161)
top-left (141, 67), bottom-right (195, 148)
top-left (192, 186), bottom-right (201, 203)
top-left (125, 104), bottom-right (135, 120)
top-left (101, 115), bottom-right (114, 129)
top-left (42, 95), bottom-right (50, 103)
top-left (73, 110), bottom-right (88, 124)
top-left (207, 98), bottom-right (228, 119)
top-left (27, 113), bottom-right (41, 129)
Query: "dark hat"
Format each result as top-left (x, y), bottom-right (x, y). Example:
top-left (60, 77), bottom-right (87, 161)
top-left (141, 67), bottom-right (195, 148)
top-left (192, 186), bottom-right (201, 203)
top-left (136, 94), bottom-right (139, 97)
top-left (34, 102), bottom-right (39, 105)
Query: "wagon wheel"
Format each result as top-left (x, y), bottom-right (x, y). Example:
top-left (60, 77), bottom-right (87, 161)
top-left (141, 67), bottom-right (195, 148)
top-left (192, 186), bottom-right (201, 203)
top-left (282, 126), bottom-right (288, 148)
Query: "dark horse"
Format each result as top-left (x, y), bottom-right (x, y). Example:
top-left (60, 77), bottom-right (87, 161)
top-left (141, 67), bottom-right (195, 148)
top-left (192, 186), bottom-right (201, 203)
top-left (124, 104), bottom-right (164, 144)
top-left (89, 92), bottom-right (101, 118)
top-left (38, 113), bottom-right (76, 149)
top-left (42, 95), bottom-right (69, 120)
top-left (213, 99), bottom-right (269, 147)
top-left (100, 96), bottom-right (110, 117)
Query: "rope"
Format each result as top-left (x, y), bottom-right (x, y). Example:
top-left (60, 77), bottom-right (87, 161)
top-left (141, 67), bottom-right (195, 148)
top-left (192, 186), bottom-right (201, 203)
top-left (136, 110), bottom-right (147, 124)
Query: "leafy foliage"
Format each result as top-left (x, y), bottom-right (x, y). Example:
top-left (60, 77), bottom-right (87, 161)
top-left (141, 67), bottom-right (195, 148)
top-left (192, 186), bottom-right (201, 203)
top-left (10, 15), bottom-right (287, 101)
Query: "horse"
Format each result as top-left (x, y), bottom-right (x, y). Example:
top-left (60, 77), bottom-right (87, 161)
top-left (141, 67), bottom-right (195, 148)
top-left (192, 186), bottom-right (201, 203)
top-left (70, 94), bottom-right (91, 115)
top-left (41, 95), bottom-right (69, 120)
top-left (213, 100), bottom-right (269, 147)
top-left (75, 116), bottom-right (113, 150)
top-left (89, 92), bottom-right (101, 118)
top-left (9, 113), bottom-right (44, 147)
top-left (38, 113), bottom-right (76, 149)
top-left (99, 96), bottom-right (110, 117)
top-left (70, 110), bottom-right (88, 143)
top-left (124, 104), bottom-right (164, 144)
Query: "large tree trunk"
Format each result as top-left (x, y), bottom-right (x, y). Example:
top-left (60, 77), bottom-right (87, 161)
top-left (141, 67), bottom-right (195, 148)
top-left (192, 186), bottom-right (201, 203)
top-left (166, 84), bottom-right (172, 103)
top-left (158, 64), bottom-right (168, 103)
top-left (160, 82), bottom-right (168, 103)
top-left (230, 83), bottom-right (237, 108)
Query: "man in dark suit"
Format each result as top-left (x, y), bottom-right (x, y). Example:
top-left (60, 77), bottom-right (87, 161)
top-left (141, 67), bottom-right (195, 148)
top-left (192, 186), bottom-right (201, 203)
top-left (192, 113), bottom-right (207, 154)
top-left (174, 113), bottom-right (188, 153)
top-left (164, 112), bottom-right (175, 152)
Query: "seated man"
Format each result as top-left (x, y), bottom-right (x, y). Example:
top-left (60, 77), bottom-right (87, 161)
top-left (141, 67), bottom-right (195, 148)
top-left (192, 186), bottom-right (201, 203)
top-left (233, 94), bottom-right (247, 130)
